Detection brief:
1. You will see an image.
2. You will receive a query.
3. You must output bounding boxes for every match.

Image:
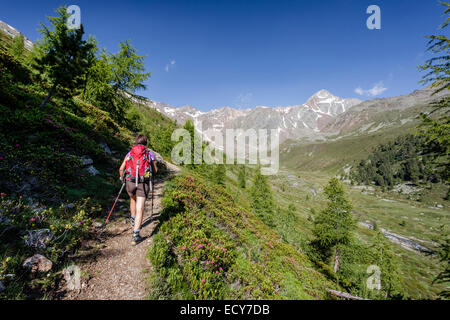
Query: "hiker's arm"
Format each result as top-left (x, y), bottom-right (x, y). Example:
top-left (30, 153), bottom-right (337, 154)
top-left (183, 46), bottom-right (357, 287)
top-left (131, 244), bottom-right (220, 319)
top-left (119, 159), bottom-right (126, 180)
top-left (151, 160), bottom-right (158, 174)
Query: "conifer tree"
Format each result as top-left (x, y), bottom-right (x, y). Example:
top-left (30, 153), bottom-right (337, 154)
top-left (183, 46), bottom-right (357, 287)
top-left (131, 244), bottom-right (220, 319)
top-left (418, 2), bottom-right (449, 159)
top-left (238, 165), bottom-right (246, 188)
top-left (213, 164), bottom-right (226, 185)
top-left (250, 166), bottom-right (275, 227)
top-left (36, 6), bottom-right (94, 108)
top-left (313, 178), bottom-right (355, 273)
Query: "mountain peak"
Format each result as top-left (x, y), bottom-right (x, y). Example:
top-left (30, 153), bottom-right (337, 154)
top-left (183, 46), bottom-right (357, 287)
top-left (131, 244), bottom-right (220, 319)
top-left (311, 89), bottom-right (333, 99)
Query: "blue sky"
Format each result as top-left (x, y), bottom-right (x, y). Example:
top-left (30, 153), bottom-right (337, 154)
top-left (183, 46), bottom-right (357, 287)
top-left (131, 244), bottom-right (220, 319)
top-left (1, 0), bottom-right (446, 111)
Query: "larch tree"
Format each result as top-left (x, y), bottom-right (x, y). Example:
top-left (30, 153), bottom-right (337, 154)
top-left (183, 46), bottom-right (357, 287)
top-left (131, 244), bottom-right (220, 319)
top-left (313, 177), bottom-right (356, 273)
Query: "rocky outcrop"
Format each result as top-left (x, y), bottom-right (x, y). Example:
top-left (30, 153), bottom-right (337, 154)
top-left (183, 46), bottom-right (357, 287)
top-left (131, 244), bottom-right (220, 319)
top-left (23, 229), bottom-right (54, 250)
top-left (359, 221), bottom-right (434, 254)
top-left (0, 20), bottom-right (33, 50)
top-left (22, 254), bottom-right (53, 273)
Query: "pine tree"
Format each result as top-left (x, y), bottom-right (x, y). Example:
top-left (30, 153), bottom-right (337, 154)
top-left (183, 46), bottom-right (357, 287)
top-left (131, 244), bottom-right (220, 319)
top-left (313, 178), bottom-right (355, 273)
top-left (35, 6), bottom-right (94, 108)
top-left (238, 165), bottom-right (246, 188)
top-left (213, 164), bottom-right (226, 185)
top-left (250, 166), bottom-right (275, 227)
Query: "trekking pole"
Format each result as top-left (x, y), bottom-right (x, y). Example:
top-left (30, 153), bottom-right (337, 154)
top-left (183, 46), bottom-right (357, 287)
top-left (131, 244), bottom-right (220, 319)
top-left (105, 180), bottom-right (126, 224)
top-left (151, 172), bottom-right (154, 216)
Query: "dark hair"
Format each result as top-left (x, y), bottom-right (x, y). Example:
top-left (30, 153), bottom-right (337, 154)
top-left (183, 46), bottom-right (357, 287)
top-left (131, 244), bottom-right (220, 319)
top-left (135, 134), bottom-right (148, 146)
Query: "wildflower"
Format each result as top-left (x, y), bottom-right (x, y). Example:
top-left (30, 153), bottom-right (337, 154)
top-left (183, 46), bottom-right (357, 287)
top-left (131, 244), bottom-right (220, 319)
top-left (30, 218), bottom-right (36, 222)
top-left (0, 193), bottom-right (5, 196)
top-left (216, 271), bottom-right (219, 274)
top-left (19, 196), bottom-right (22, 199)
top-left (219, 267), bottom-right (223, 271)
top-left (182, 246), bottom-right (186, 250)
top-left (201, 278), bottom-right (205, 283)
top-left (206, 261), bottom-right (209, 265)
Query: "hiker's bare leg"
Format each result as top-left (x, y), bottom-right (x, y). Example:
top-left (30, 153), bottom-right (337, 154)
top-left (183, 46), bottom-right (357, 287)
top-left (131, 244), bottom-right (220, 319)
top-left (130, 195), bottom-right (137, 218)
top-left (134, 196), bottom-right (145, 230)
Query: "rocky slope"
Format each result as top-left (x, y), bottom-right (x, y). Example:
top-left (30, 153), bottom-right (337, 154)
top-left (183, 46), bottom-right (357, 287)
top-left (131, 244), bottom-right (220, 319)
top-left (0, 20), bottom-right (33, 50)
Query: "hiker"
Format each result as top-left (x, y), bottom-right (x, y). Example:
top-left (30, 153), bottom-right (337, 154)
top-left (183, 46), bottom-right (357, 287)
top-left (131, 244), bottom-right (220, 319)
top-left (119, 134), bottom-right (158, 245)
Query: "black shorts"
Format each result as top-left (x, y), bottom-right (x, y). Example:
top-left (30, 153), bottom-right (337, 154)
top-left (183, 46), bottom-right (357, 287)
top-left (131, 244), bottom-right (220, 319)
top-left (126, 181), bottom-right (150, 198)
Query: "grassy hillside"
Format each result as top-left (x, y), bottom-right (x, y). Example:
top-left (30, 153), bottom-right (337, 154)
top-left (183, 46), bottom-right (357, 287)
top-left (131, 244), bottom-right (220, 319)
top-left (268, 169), bottom-right (448, 299)
top-left (147, 171), bottom-right (336, 299)
top-left (281, 124), bottom-right (417, 174)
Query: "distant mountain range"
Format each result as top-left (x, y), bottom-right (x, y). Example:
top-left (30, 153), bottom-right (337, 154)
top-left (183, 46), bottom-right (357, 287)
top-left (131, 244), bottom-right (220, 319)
top-left (142, 89), bottom-right (362, 143)
top-left (139, 87), bottom-right (448, 147)
top-left (2, 19), bottom-right (447, 148)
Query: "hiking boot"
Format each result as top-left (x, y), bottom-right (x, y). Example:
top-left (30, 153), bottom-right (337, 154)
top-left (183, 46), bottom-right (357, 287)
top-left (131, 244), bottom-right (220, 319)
top-left (131, 233), bottom-right (143, 246)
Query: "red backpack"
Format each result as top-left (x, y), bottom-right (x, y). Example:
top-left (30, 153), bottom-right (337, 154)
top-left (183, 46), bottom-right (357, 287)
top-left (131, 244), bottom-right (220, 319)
top-left (124, 145), bottom-right (152, 182)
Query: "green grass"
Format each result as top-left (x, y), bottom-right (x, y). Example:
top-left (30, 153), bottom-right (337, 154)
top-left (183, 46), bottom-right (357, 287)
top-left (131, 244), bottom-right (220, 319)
top-left (147, 171), bottom-right (337, 300)
top-left (268, 167), bottom-right (448, 299)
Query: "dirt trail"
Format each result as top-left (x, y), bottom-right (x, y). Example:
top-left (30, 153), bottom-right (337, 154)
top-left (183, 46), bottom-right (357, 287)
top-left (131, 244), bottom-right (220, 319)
top-left (62, 163), bottom-right (179, 300)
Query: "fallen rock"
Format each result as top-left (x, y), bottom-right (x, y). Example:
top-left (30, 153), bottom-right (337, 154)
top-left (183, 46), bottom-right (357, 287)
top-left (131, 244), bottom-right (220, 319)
top-left (65, 203), bottom-right (75, 209)
top-left (22, 254), bottom-right (53, 273)
top-left (93, 222), bottom-right (103, 228)
top-left (62, 265), bottom-right (81, 291)
top-left (23, 229), bottom-right (54, 250)
top-left (0, 215), bottom-right (11, 225)
top-left (86, 165), bottom-right (100, 176)
top-left (99, 142), bottom-right (111, 154)
top-left (79, 156), bottom-right (94, 166)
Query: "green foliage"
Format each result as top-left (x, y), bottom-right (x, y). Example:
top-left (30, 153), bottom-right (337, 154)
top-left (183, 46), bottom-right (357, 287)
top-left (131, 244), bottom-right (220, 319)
top-left (370, 231), bottom-right (402, 297)
top-left (313, 178), bottom-right (355, 250)
top-left (250, 166), bottom-right (275, 227)
top-left (418, 1), bottom-right (450, 93)
top-left (212, 164), bottom-right (226, 185)
top-left (35, 6), bottom-right (94, 107)
top-left (0, 195), bottom-right (98, 299)
top-left (238, 165), bottom-right (246, 188)
top-left (10, 34), bottom-right (25, 60)
top-left (432, 225), bottom-right (450, 298)
top-left (0, 14), bottom-right (175, 299)
top-left (148, 173), bottom-right (335, 299)
top-left (417, 1), bottom-right (450, 190)
top-left (110, 40), bottom-right (151, 93)
top-left (351, 134), bottom-right (445, 187)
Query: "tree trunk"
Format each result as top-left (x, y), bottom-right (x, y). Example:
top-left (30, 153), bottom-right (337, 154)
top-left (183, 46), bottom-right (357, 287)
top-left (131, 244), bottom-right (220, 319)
top-left (39, 83), bottom-right (57, 108)
top-left (327, 289), bottom-right (369, 300)
top-left (334, 246), bottom-right (340, 273)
